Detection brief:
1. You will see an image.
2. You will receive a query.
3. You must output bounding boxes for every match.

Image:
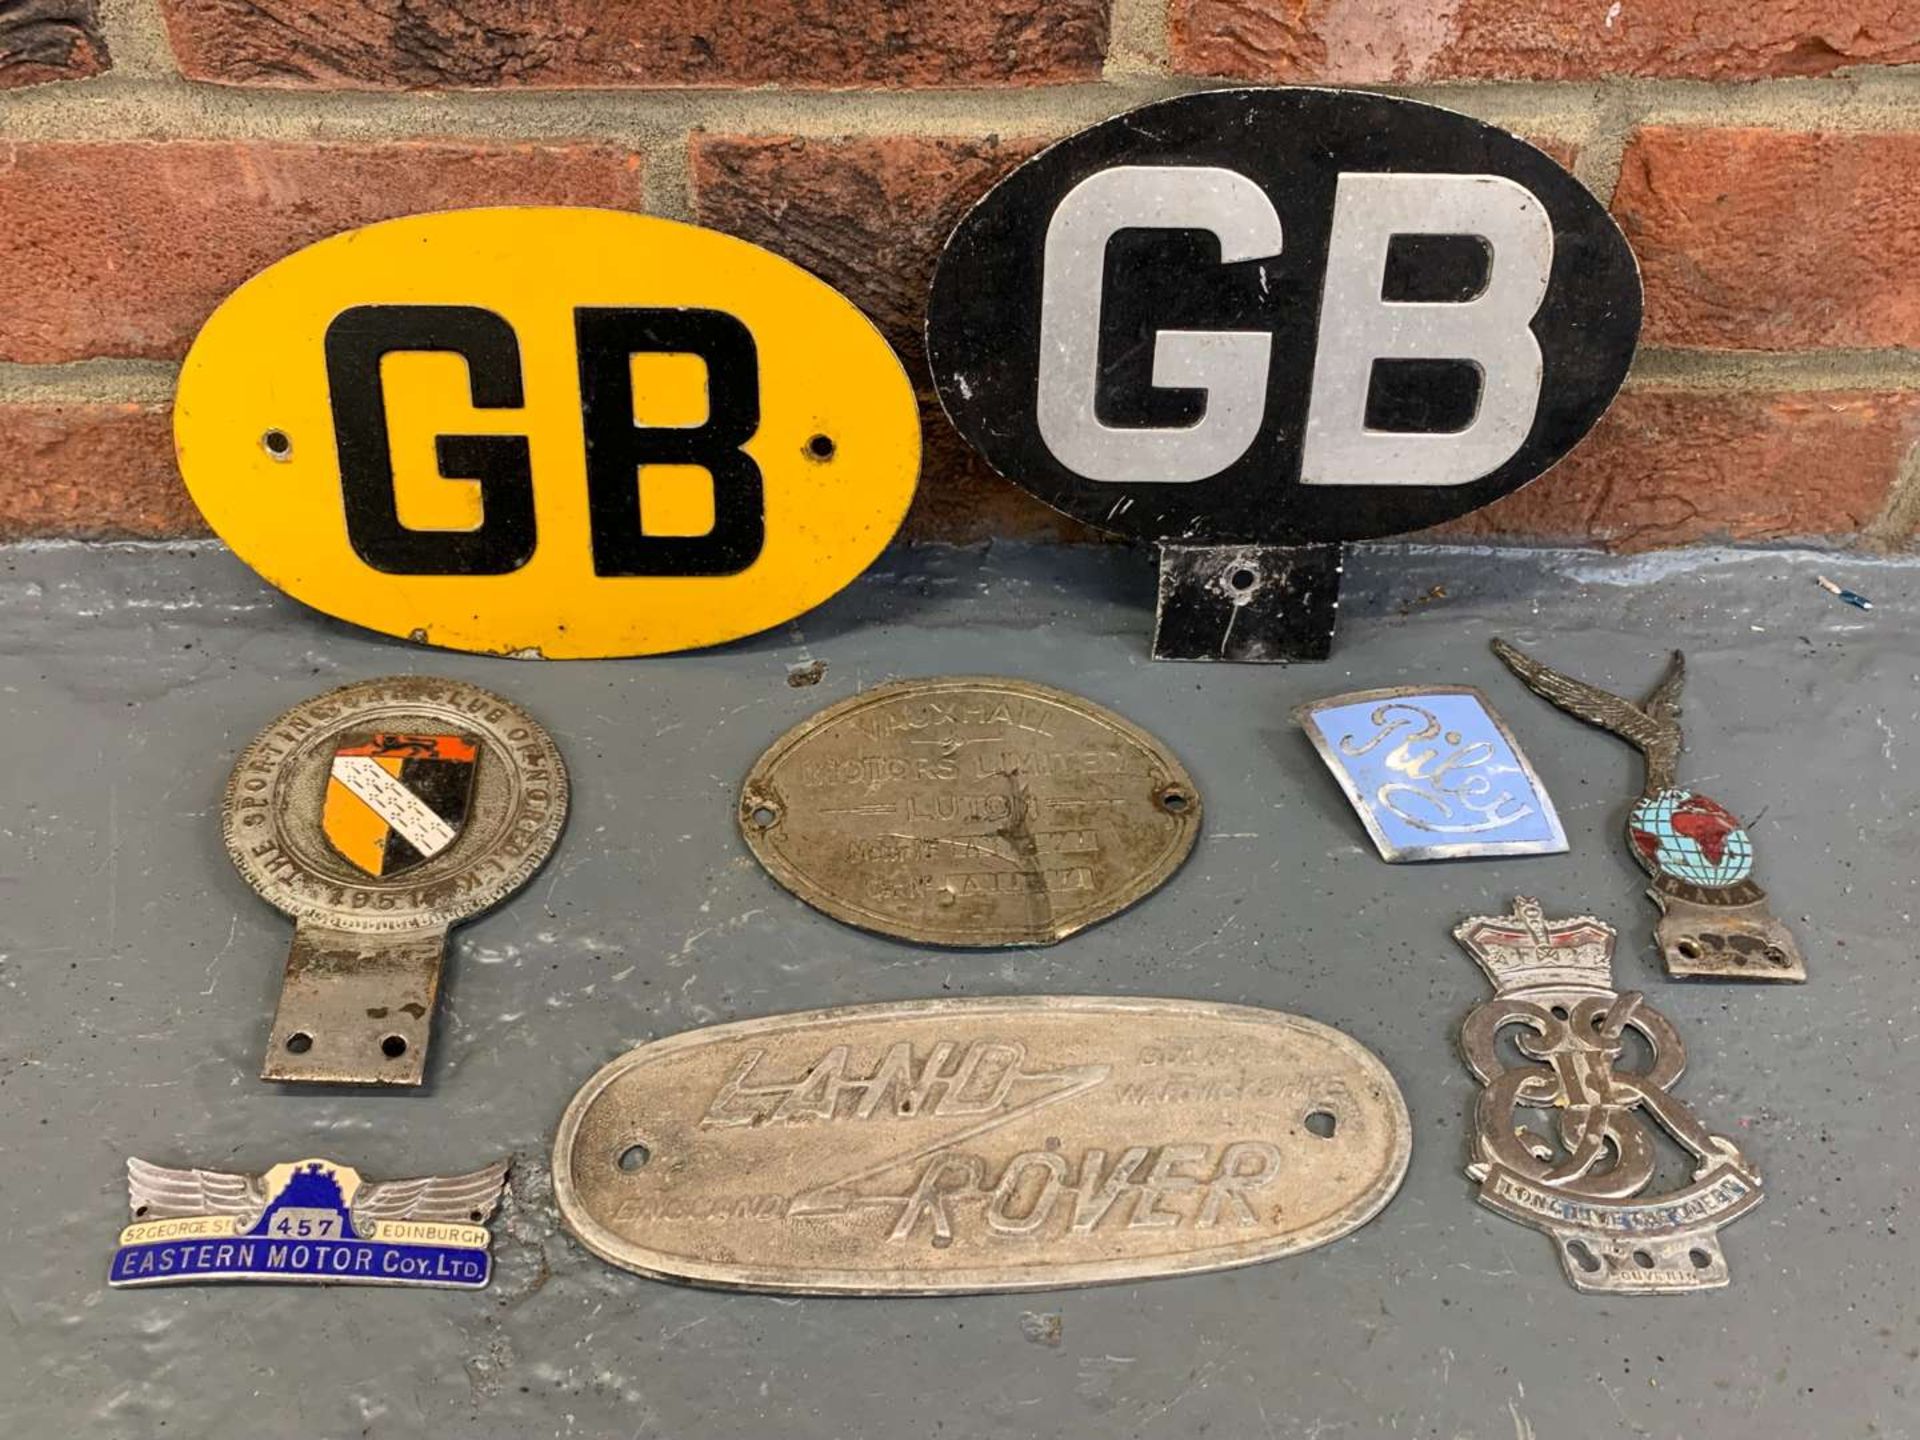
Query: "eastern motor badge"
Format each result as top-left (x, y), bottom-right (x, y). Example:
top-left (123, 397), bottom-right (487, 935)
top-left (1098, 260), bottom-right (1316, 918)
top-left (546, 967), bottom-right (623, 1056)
top-left (222, 676), bottom-right (568, 1085)
top-left (110, 1155), bottom-right (509, 1289)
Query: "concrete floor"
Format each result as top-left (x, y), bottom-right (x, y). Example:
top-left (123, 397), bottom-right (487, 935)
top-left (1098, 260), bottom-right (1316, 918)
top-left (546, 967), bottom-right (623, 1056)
top-left (0, 538), bottom-right (1913, 1439)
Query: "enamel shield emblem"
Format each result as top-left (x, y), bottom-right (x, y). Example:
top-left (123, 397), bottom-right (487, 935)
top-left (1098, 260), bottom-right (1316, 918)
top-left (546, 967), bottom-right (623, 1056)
top-left (1293, 686), bottom-right (1566, 861)
top-left (110, 1156), bottom-right (508, 1289)
top-left (322, 732), bottom-right (478, 878)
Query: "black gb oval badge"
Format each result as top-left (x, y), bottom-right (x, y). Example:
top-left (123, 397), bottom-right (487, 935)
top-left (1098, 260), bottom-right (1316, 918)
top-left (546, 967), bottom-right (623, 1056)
top-left (926, 89), bottom-right (1641, 546)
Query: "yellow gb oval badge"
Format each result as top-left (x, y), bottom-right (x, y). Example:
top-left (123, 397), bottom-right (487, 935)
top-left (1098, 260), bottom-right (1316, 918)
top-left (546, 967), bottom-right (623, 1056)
top-left (174, 207), bottom-right (921, 658)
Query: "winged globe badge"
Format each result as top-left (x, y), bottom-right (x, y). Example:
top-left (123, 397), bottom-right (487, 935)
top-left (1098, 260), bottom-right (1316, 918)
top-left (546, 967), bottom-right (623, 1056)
top-left (1491, 639), bottom-right (1805, 982)
top-left (110, 1155), bottom-right (508, 1289)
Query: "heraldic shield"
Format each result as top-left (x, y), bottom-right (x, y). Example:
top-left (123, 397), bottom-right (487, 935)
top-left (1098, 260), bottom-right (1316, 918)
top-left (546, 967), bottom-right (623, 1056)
top-left (320, 733), bottom-right (479, 878)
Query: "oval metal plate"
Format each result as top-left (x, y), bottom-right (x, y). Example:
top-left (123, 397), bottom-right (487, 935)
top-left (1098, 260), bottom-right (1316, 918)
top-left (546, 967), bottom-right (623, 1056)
top-left (174, 206), bottom-right (920, 657)
top-left (926, 88), bottom-right (1640, 544)
top-left (553, 996), bottom-right (1412, 1294)
top-left (738, 677), bottom-right (1202, 946)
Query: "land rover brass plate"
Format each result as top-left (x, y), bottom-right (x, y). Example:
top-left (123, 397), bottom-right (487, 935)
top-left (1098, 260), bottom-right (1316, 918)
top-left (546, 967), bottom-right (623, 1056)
top-left (552, 996), bottom-right (1412, 1294)
top-left (223, 676), bottom-right (567, 1085)
top-left (737, 678), bottom-right (1202, 946)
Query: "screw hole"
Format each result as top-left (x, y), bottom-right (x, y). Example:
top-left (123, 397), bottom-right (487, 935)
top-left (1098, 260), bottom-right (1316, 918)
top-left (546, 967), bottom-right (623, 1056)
top-left (1549, 1005), bottom-right (1569, 1021)
top-left (618, 1143), bottom-right (651, 1173)
top-left (1689, 1248), bottom-right (1713, 1270)
top-left (1156, 787), bottom-right (1191, 814)
top-left (1304, 1109), bottom-right (1337, 1139)
top-left (805, 433), bottom-right (836, 460)
top-left (749, 803), bottom-right (778, 829)
top-left (469, 1209), bottom-right (484, 1222)
top-left (135, 1205), bottom-right (150, 1217)
top-left (1566, 1240), bottom-right (1601, 1273)
top-left (380, 1034), bottom-right (408, 1059)
top-left (262, 428), bottom-right (293, 460)
top-left (285, 1032), bottom-right (313, 1054)
top-left (1228, 567), bottom-right (1258, 592)
top-left (1676, 939), bottom-right (1703, 960)
top-left (1632, 1249), bottom-right (1656, 1269)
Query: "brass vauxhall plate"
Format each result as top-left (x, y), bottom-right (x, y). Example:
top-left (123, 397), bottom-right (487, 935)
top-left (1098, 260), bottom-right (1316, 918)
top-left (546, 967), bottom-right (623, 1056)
top-left (738, 678), bottom-right (1202, 945)
top-left (552, 996), bottom-right (1412, 1294)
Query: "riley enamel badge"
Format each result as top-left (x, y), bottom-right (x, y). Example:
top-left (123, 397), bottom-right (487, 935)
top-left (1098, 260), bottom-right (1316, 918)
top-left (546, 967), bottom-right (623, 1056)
top-left (110, 1156), bottom-right (508, 1289)
top-left (1293, 686), bottom-right (1566, 861)
top-left (1455, 898), bottom-right (1763, 1293)
top-left (1492, 639), bottom-right (1805, 981)
top-left (223, 676), bottom-right (568, 1085)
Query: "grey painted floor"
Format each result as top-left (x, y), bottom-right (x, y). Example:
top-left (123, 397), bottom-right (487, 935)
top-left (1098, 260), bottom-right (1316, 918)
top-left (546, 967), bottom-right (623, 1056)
top-left (0, 539), bottom-right (1913, 1439)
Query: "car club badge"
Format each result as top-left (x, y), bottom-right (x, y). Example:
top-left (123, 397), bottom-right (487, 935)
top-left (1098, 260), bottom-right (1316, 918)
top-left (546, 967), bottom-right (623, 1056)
top-left (926, 89), bottom-right (1641, 662)
top-left (1492, 639), bottom-right (1805, 982)
top-left (1455, 898), bottom-right (1763, 1293)
top-left (110, 1155), bottom-right (508, 1290)
top-left (223, 676), bottom-right (568, 1085)
top-left (1293, 686), bottom-right (1566, 861)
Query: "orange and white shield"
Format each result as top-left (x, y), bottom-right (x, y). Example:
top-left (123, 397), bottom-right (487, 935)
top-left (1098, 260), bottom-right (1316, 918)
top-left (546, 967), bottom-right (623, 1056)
top-left (320, 733), bottom-right (479, 878)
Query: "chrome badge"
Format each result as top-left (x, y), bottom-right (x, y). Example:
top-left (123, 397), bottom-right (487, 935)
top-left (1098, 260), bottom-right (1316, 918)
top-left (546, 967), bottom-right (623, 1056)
top-left (109, 1156), bottom-right (508, 1290)
top-left (223, 676), bottom-right (569, 1085)
top-left (553, 997), bottom-right (1411, 1294)
top-left (1294, 686), bottom-right (1566, 861)
top-left (1455, 898), bottom-right (1762, 1294)
top-left (1492, 639), bottom-right (1805, 981)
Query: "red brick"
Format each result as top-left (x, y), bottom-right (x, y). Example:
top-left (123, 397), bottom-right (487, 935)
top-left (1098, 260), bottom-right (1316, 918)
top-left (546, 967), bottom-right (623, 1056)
top-left (692, 134), bottom-right (1091, 542)
top-left (899, 407), bottom-right (1097, 544)
top-left (0, 140), bottom-right (646, 364)
top-left (692, 134), bottom-right (1048, 363)
top-left (1435, 389), bottom-right (1920, 551)
top-left (1614, 128), bottom-right (1920, 352)
top-left (12, 389), bottom-right (1914, 550)
top-left (0, 404), bottom-right (200, 541)
top-left (158, 0), bottom-right (1106, 89)
top-left (1172, 0), bottom-right (1920, 82)
top-left (0, 0), bottom-right (107, 88)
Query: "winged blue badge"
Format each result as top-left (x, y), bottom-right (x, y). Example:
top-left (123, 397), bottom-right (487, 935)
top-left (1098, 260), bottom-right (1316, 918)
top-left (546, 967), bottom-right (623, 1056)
top-left (109, 1155), bottom-right (507, 1289)
top-left (1293, 687), bottom-right (1567, 862)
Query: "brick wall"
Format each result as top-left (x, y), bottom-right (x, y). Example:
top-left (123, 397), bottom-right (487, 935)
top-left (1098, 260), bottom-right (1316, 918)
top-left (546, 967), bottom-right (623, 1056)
top-left (3, 0), bottom-right (1919, 552)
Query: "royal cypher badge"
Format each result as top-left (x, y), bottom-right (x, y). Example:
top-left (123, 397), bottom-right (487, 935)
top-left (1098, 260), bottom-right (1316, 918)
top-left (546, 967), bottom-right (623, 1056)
top-left (109, 1156), bottom-right (508, 1290)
